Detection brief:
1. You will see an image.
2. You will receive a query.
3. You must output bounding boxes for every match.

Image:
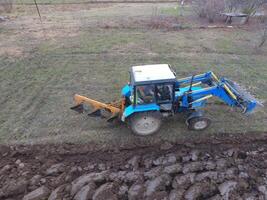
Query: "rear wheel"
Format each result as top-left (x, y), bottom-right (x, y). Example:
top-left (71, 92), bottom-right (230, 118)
top-left (129, 112), bottom-right (162, 136)
top-left (187, 117), bottom-right (211, 131)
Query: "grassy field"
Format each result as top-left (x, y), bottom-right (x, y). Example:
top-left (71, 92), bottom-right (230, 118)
top-left (0, 3), bottom-right (266, 145)
top-left (14, 0), bottom-right (176, 4)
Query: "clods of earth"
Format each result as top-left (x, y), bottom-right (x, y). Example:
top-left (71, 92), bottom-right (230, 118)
top-left (1, 134), bottom-right (267, 200)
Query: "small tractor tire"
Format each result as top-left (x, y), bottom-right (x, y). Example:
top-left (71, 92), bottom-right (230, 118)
top-left (187, 117), bottom-right (211, 131)
top-left (129, 111), bottom-right (162, 136)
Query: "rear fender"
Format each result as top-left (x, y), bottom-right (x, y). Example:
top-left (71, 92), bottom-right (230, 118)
top-left (121, 84), bottom-right (132, 97)
top-left (121, 104), bottom-right (160, 121)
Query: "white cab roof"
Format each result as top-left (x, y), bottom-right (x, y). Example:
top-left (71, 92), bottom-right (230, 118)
top-left (132, 64), bottom-right (176, 83)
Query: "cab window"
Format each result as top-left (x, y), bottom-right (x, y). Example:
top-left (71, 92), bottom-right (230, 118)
top-left (135, 85), bottom-right (155, 105)
top-left (156, 84), bottom-right (173, 103)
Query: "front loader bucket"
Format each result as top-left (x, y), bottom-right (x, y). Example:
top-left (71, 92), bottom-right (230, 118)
top-left (223, 79), bottom-right (263, 114)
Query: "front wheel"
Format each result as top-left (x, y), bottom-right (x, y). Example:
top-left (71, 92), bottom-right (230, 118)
top-left (129, 112), bottom-right (162, 136)
top-left (187, 117), bottom-right (211, 131)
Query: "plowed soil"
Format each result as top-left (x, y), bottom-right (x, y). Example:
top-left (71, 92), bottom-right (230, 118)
top-left (1, 133), bottom-right (267, 199)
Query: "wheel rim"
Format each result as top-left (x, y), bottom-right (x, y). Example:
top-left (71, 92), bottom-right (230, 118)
top-left (194, 120), bottom-right (208, 130)
top-left (135, 116), bottom-right (159, 135)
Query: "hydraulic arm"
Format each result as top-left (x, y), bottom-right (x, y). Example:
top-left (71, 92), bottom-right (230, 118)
top-left (176, 71), bottom-right (261, 113)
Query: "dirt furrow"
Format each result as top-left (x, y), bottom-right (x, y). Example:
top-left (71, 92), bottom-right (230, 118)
top-left (1, 133), bottom-right (267, 199)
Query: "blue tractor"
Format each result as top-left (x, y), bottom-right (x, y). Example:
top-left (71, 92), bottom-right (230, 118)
top-left (71, 64), bottom-right (262, 136)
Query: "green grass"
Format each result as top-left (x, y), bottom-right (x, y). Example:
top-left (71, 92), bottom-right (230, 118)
top-left (0, 3), bottom-right (266, 144)
top-left (15, 0), bottom-right (174, 4)
top-left (161, 4), bottom-right (193, 17)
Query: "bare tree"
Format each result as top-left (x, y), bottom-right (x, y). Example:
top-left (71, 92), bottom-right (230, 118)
top-left (179, 0), bottom-right (185, 16)
top-left (193, 0), bottom-right (266, 23)
top-left (193, 0), bottom-right (225, 23)
top-left (0, 0), bottom-right (13, 13)
top-left (225, 0), bottom-right (266, 24)
top-left (259, 19), bottom-right (267, 47)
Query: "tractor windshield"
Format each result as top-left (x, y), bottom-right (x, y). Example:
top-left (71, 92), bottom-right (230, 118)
top-left (135, 85), bottom-right (155, 104)
top-left (156, 84), bottom-right (173, 103)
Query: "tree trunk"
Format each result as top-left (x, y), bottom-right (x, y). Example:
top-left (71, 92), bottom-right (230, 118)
top-left (259, 28), bottom-right (267, 48)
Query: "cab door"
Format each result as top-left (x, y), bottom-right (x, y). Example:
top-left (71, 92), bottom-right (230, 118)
top-left (134, 84), bottom-right (156, 105)
top-left (155, 83), bottom-right (174, 111)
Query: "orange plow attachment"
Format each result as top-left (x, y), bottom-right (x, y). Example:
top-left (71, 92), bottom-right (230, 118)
top-left (71, 94), bottom-right (124, 122)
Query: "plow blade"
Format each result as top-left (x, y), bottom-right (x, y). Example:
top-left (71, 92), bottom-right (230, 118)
top-left (88, 109), bottom-right (102, 117)
top-left (107, 114), bottom-right (119, 122)
top-left (223, 79), bottom-right (263, 114)
top-left (71, 94), bottom-right (122, 121)
top-left (71, 104), bottom-right (84, 113)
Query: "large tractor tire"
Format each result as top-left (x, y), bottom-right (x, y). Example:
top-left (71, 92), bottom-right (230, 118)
top-left (129, 111), bottom-right (162, 136)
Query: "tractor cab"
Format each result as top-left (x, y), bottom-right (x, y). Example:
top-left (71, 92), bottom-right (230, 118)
top-left (121, 64), bottom-right (177, 121)
top-left (131, 64), bottom-right (176, 105)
